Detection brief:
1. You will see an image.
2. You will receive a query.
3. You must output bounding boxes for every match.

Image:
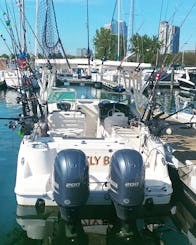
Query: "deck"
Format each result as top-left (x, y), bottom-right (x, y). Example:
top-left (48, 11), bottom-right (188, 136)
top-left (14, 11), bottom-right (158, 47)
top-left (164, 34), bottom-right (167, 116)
top-left (161, 117), bottom-right (196, 164)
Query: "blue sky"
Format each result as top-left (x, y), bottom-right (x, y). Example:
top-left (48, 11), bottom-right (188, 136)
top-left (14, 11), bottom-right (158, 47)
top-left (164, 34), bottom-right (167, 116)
top-left (0, 0), bottom-right (195, 56)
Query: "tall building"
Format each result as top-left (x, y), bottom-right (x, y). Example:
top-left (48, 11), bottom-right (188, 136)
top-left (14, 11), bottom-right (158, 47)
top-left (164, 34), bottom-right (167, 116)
top-left (104, 20), bottom-right (128, 39)
top-left (158, 21), bottom-right (180, 54)
top-left (76, 48), bottom-right (92, 57)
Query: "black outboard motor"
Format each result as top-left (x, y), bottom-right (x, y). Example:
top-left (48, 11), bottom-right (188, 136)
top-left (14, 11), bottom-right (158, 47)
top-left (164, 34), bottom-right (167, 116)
top-left (109, 149), bottom-right (145, 220)
top-left (53, 149), bottom-right (89, 242)
top-left (107, 149), bottom-right (145, 243)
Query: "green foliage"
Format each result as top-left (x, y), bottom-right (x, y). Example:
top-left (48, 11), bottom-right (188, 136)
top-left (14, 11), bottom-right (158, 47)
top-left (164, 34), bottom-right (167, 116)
top-left (37, 53), bottom-right (44, 59)
top-left (130, 33), bottom-right (160, 64)
top-left (93, 28), bottom-right (127, 60)
top-left (0, 53), bottom-right (9, 59)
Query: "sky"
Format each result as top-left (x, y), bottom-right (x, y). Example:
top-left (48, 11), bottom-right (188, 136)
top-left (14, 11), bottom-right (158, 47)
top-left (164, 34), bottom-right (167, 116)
top-left (0, 0), bottom-right (195, 56)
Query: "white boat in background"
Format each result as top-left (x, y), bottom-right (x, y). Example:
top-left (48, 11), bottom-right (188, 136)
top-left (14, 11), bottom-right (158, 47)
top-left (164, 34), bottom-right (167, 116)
top-left (0, 70), bottom-right (6, 88)
top-left (14, 63), bottom-right (177, 241)
top-left (4, 69), bottom-right (21, 89)
top-left (171, 111), bottom-right (196, 129)
top-left (4, 69), bottom-right (40, 89)
top-left (173, 90), bottom-right (196, 129)
top-left (142, 67), bottom-right (185, 88)
top-left (177, 67), bottom-right (196, 93)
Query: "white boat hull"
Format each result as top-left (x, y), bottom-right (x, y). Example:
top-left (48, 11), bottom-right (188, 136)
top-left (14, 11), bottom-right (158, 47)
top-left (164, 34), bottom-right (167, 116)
top-left (15, 135), bottom-right (173, 209)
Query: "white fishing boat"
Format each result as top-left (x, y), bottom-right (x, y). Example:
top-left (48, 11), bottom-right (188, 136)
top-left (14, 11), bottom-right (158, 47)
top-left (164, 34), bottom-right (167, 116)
top-left (12, 0), bottom-right (178, 241)
top-left (13, 62), bottom-right (178, 241)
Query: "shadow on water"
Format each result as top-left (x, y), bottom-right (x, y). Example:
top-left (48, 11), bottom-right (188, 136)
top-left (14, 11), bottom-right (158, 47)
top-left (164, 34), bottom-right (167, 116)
top-left (1, 200), bottom-right (192, 245)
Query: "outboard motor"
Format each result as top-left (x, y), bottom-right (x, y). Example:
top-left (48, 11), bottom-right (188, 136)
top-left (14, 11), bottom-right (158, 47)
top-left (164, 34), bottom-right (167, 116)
top-left (107, 149), bottom-right (145, 243)
top-left (53, 149), bottom-right (89, 242)
top-left (109, 149), bottom-right (145, 220)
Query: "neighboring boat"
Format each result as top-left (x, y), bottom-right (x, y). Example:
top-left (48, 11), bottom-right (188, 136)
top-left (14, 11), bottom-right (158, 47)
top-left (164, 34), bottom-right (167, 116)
top-left (0, 70), bottom-right (7, 88)
top-left (4, 69), bottom-right (40, 90)
top-left (177, 67), bottom-right (196, 93)
top-left (142, 67), bottom-right (184, 88)
top-left (178, 160), bottom-right (196, 213)
top-left (173, 90), bottom-right (196, 129)
top-left (14, 63), bottom-right (177, 241)
top-left (4, 69), bottom-right (21, 89)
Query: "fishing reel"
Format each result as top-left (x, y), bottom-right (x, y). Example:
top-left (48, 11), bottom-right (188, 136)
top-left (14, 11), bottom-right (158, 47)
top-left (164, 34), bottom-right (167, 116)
top-left (7, 121), bottom-right (18, 130)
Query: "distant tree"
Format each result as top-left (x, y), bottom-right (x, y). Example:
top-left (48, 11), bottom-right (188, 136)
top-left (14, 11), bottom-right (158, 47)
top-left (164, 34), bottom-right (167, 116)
top-left (93, 28), bottom-right (126, 60)
top-left (130, 33), bottom-right (160, 64)
top-left (0, 53), bottom-right (9, 59)
top-left (93, 28), bottom-right (114, 60)
top-left (37, 53), bottom-right (44, 59)
top-left (183, 52), bottom-right (196, 66)
top-left (156, 52), bottom-right (196, 67)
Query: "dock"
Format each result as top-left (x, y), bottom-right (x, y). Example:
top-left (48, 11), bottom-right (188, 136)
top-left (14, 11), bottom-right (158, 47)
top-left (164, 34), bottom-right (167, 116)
top-left (162, 117), bottom-right (196, 243)
top-left (161, 117), bottom-right (196, 164)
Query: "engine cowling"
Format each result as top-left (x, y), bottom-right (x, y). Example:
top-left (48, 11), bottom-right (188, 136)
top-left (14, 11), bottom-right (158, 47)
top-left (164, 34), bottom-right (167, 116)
top-left (53, 149), bottom-right (89, 208)
top-left (108, 149), bottom-right (145, 220)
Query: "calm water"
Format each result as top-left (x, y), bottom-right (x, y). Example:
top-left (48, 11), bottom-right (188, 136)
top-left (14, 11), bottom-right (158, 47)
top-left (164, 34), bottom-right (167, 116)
top-left (0, 86), bottom-right (193, 245)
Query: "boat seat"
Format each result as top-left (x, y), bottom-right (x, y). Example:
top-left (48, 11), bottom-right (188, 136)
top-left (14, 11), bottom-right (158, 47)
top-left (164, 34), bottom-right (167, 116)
top-left (104, 112), bottom-right (128, 134)
top-left (48, 128), bottom-right (84, 137)
top-left (47, 110), bottom-right (86, 137)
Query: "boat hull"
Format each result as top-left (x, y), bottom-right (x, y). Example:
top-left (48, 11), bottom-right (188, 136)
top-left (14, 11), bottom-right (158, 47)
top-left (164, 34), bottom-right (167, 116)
top-left (15, 135), bottom-right (173, 218)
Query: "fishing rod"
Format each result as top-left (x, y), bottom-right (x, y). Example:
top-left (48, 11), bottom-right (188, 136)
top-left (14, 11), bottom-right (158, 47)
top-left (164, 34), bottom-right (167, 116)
top-left (140, 68), bottom-right (158, 122)
top-left (15, 0), bottom-right (56, 76)
top-left (163, 104), bottom-right (195, 120)
top-left (11, 0), bottom-right (22, 49)
top-left (3, 4), bottom-right (21, 53)
top-left (0, 2), bottom-right (47, 132)
top-left (0, 117), bottom-right (20, 121)
top-left (0, 115), bottom-right (36, 121)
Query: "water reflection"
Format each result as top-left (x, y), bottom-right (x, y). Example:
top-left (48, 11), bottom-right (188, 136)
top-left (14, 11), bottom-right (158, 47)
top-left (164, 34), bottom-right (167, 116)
top-left (12, 202), bottom-right (194, 245)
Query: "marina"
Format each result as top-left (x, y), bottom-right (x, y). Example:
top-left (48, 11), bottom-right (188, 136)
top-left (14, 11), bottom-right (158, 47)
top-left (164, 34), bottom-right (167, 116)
top-left (0, 0), bottom-right (195, 244)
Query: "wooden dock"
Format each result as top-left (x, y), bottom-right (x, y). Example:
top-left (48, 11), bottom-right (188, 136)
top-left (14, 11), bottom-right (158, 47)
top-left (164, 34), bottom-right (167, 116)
top-left (161, 117), bottom-right (196, 164)
top-left (163, 118), bottom-right (196, 243)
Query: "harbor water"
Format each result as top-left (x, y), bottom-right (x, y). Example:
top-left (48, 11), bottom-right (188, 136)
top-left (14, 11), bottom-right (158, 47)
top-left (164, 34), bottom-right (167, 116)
top-left (0, 86), bottom-right (194, 245)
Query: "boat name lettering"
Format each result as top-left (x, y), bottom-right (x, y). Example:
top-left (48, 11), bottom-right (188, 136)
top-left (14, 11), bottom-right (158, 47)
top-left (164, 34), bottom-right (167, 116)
top-left (125, 182), bottom-right (139, 187)
top-left (87, 156), bottom-right (110, 166)
top-left (66, 182), bottom-right (80, 188)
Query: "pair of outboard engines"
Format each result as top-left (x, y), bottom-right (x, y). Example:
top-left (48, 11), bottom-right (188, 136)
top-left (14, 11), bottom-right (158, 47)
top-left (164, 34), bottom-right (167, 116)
top-left (53, 148), bottom-right (145, 241)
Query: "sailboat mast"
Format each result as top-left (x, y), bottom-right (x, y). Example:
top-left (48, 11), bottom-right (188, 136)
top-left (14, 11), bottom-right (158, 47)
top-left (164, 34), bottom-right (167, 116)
top-left (86, 0), bottom-right (90, 74)
top-left (127, 0), bottom-right (134, 54)
top-left (21, 0), bottom-right (26, 52)
top-left (117, 0), bottom-right (120, 60)
top-left (131, 0), bottom-right (134, 45)
top-left (35, 0), bottom-right (39, 57)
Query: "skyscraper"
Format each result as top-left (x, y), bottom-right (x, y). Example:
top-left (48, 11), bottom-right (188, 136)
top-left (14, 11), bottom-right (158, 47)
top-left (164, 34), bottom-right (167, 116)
top-left (104, 20), bottom-right (128, 39)
top-left (158, 21), bottom-right (180, 54)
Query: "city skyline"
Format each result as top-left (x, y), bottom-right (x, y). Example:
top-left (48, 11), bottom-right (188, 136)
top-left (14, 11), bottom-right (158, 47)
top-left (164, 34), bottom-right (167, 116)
top-left (0, 0), bottom-right (195, 56)
top-left (159, 21), bottom-right (180, 54)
